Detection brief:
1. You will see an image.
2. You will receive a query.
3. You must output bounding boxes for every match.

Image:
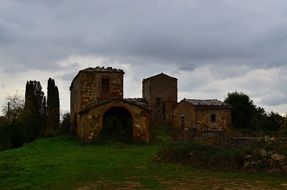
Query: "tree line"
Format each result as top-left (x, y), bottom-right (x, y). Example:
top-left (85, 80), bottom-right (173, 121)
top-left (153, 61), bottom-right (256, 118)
top-left (0, 78), bottom-right (70, 150)
top-left (224, 92), bottom-right (287, 135)
top-left (1, 87), bottom-right (286, 150)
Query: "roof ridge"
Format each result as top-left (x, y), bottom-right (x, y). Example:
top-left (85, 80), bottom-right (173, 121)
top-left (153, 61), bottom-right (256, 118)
top-left (143, 72), bottom-right (177, 81)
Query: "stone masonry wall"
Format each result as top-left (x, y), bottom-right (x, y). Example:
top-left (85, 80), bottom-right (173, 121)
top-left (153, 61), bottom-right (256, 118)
top-left (79, 100), bottom-right (150, 142)
top-left (195, 108), bottom-right (232, 132)
top-left (70, 70), bottom-right (123, 134)
top-left (173, 102), bottom-right (232, 134)
top-left (142, 74), bottom-right (177, 123)
top-left (173, 101), bottom-right (196, 130)
top-left (79, 72), bottom-right (123, 109)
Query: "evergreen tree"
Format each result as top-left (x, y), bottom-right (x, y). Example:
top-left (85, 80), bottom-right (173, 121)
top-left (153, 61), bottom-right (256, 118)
top-left (225, 91), bottom-right (283, 133)
top-left (45, 78), bottom-right (60, 136)
top-left (59, 112), bottom-right (71, 135)
top-left (224, 92), bottom-right (257, 129)
top-left (22, 81), bottom-right (46, 141)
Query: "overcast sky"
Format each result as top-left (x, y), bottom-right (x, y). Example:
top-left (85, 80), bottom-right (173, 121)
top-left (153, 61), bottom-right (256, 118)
top-left (1, 0), bottom-right (287, 115)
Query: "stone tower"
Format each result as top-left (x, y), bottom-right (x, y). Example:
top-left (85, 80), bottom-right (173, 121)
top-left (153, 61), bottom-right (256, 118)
top-left (70, 67), bottom-right (124, 133)
top-left (142, 73), bottom-right (177, 123)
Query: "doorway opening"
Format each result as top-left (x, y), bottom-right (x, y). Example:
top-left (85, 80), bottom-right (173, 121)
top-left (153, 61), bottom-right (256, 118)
top-left (99, 107), bottom-right (133, 142)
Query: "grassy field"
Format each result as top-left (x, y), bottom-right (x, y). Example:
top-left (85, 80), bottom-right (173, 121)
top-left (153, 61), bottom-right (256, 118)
top-left (0, 137), bottom-right (287, 190)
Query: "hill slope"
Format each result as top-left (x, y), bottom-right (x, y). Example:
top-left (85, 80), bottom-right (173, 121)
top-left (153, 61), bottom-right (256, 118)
top-left (0, 137), bottom-right (286, 189)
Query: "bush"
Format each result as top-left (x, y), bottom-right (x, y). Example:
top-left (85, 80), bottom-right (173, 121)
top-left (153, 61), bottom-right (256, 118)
top-left (9, 122), bottom-right (25, 148)
top-left (0, 120), bottom-right (10, 150)
top-left (156, 141), bottom-right (245, 170)
top-left (156, 138), bottom-right (287, 173)
top-left (0, 119), bottom-right (25, 150)
top-left (150, 122), bottom-right (174, 143)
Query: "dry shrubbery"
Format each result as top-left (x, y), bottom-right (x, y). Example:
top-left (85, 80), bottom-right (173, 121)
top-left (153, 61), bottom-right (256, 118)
top-left (155, 138), bottom-right (287, 173)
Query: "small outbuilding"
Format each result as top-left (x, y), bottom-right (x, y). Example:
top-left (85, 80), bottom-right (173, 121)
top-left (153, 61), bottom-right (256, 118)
top-left (78, 98), bottom-right (151, 142)
top-left (173, 99), bottom-right (232, 135)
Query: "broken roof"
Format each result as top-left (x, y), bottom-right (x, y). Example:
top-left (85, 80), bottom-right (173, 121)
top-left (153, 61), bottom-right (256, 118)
top-left (183, 99), bottom-right (232, 108)
top-left (80, 66), bottom-right (124, 73)
top-left (70, 66), bottom-right (124, 89)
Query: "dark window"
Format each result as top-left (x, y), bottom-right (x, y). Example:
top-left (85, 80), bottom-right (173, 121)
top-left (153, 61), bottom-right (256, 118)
top-left (101, 78), bottom-right (110, 95)
top-left (156, 97), bottom-right (161, 105)
top-left (180, 115), bottom-right (185, 129)
top-left (211, 114), bottom-right (216, 122)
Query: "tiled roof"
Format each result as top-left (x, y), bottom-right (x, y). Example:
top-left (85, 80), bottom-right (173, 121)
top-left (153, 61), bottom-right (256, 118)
top-left (184, 99), bottom-right (231, 107)
top-left (124, 98), bottom-right (151, 109)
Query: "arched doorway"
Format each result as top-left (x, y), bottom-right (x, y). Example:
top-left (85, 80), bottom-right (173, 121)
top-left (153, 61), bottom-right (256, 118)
top-left (99, 107), bottom-right (133, 142)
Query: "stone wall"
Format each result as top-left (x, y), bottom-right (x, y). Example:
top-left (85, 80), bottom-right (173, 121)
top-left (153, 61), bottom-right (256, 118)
top-left (78, 99), bottom-right (150, 142)
top-left (142, 73), bottom-right (177, 123)
top-left (70, 69), bottom-right (124, 133)
top-left (173, 102), bottom-right (232, 135)
top-left (195, 108), bottom-right (232, 132)
top-left (173, 101), bottom-right (196, 130)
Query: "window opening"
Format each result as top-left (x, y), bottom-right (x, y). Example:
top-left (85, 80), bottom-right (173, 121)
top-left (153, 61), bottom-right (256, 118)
top-left (180, 115), bottom-right (185, 129)
top-left (211, 114), bottom-right (216, 122)
top-left (101, 78), bottom-right (110, 95)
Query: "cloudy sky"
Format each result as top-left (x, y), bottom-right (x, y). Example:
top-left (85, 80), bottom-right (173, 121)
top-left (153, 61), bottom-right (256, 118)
top-left (1, 0), bottom-right (287, 115)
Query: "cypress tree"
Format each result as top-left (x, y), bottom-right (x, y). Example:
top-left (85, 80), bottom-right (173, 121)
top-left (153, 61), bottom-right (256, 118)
top-left (23, 81), bottom-right (46, 141)
top-left (45, 78), bottom-right (60, 136)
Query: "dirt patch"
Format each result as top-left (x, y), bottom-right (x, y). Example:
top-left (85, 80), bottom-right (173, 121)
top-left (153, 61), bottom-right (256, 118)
top-left (77, 181), bottom-right (143, 190)
top-left (77, 177), bottom-right (283, 190)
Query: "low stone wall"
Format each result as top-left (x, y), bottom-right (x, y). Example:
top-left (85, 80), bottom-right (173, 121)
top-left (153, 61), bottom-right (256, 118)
top-left (244, 147), bottom-right (287, 173)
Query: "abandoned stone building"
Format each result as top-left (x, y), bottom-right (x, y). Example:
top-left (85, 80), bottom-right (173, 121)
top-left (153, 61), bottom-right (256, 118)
top-left (70, 66), bottom-right (232, 142)
top-left (173, 99), bottom-right (232, 135)
top-left (142, 73), bottom-right (178, 123)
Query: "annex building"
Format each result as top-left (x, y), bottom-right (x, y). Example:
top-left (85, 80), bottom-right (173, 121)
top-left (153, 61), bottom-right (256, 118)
top-left (70, 67), bottom-right (232, 142)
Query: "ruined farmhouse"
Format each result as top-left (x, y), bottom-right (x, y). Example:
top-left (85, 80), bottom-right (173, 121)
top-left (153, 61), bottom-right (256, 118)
top-left (70, 67), bottom-right (232, 142)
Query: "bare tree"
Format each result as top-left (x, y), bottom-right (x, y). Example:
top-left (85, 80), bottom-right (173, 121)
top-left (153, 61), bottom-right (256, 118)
top-left (2, 93), bottom-right (24, 122)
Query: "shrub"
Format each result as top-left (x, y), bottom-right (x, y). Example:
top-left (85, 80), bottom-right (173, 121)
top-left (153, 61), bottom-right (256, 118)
top-left (9, 122), bottom-right (25, 148)
top-left (0, 119), bottom-right (25, 150)
top-left (0, 120), bottom-right (10, 150)
top-left (156, 141), bottom-right (245, 170)
top-left (150, 122), bottom-right (174, 143)
top-left (156, 138), bottom-right (287, 173)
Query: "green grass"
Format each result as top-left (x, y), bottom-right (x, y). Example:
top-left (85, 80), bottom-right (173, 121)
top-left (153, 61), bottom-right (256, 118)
top-left (0, 137), bottom-right (287, 189)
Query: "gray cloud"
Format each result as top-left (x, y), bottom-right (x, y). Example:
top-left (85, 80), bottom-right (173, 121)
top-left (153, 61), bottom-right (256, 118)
top-left (260, 94), bottom-right (287, 106)
top-left (1, 1), bottom-right (287, 69)
top-left (1, 0), bottom-right (287, 113)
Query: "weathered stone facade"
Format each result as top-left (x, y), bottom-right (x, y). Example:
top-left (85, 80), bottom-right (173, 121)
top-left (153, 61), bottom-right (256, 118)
top-left (78, 98), bottom-right (150, 142)
top-left (173, 99), bottom-right (232, 135)
top-left (70, 67), bottom-right (150, 142)
top-left (70, 66), bottom-right (232, 142)
top-left (142, 73), bottom-right (177, 123)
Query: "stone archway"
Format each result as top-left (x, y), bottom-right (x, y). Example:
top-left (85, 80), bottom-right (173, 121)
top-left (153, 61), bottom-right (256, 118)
top-left (99, 106), bottom-right (133, 142)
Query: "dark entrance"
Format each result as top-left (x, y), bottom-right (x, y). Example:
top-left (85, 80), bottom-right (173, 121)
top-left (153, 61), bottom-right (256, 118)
top-left (99, 107), bottom-right (133, 142)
